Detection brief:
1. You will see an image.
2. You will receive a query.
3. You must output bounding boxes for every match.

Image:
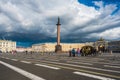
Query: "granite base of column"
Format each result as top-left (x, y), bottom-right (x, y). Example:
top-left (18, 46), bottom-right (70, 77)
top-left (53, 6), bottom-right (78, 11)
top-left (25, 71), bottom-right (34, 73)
top-left (55, 45), bottom-right (62, 53)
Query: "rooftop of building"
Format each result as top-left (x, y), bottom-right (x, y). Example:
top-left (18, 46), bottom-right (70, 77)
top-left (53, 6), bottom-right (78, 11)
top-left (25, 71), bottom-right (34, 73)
top-left (0, 39), bottom-right (16, 42)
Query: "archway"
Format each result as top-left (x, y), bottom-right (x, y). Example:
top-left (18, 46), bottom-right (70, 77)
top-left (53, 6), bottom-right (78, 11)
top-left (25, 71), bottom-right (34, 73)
top-left (98, 45), bottom-right (105, 52)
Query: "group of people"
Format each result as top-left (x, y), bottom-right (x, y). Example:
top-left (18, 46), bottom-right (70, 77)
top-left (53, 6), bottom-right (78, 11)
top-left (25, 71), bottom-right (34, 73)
top-left (69, 48), bottom-right (81, 57)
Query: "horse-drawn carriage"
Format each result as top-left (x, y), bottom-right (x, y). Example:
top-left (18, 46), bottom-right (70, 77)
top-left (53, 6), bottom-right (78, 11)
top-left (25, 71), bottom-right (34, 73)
top-left (81, 45), bottom-right (97, 56)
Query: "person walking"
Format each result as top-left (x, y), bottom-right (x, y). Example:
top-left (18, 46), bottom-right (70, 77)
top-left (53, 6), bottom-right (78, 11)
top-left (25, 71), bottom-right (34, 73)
top-left (25, 50), bottom-right (28, 55)
top-left (72, 48), bottom-right (76, 57)
top-left (69, 49), bottom-right (72, 57)
top-left (77, 48), bottom-right (81, 56)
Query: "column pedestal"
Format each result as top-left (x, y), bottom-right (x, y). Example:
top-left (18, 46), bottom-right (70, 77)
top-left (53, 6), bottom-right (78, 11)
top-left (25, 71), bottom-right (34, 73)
top-left (55, 45), bottom-right (62, 53)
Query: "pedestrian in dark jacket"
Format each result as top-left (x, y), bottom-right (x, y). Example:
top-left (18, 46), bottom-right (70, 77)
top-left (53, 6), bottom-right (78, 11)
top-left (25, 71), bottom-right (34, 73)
top-left (69, 49), bottom-right (72, 57)
top-left (72, 48), bottom-right (76, 57)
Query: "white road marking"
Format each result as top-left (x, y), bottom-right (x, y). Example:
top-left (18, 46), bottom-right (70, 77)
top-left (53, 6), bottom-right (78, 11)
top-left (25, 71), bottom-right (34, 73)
top-left (20, 61), bottom-right (31, 64)
top-left (35, 64), bottom-right (60, 70)
top-left (93, 58), bottom-right (105, 60)
top-left (39, 60), bottom-right (120, 73)
top-left (76, 58), bottom-right (104, 61)
top-left (11, 59), bottom-right (18, 61)
top-left (79, 60), bottom-right (120, 66)
top-left (67, 61), bottom-right (93, 65)
top-left (104, 65), bottom-right (120, 69)
top-left (45, 59), bottom-right (59, 61)
top-left (5, 57), bottom-right (10, 59)
top-left (0, 61), bottom-right (45, 80)
top-left (73, 71), bottom-right (115, 80)
top-left (1, 57), bottom-right (5, 58)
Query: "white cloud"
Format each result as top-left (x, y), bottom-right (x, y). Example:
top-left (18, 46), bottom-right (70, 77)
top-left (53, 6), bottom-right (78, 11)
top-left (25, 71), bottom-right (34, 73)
top-left (0, 0), bottom-right (120, 41)
top-left (87, 27), bottom-right (120, 40)
top-left (70, 1), bottom-right (100, 26)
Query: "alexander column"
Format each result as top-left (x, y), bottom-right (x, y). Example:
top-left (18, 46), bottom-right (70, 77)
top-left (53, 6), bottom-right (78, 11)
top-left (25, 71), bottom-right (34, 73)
top-left (55, 17), bottom-right (62, 53)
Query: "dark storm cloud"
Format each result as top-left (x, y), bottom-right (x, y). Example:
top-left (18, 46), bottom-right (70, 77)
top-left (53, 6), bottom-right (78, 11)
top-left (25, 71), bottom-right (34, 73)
top-left (0, 0), bottom-right (120, 44)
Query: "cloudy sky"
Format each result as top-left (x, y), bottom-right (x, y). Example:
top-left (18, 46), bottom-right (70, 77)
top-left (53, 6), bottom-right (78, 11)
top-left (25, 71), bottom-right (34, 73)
top-left (0, 0), bottom-right (120, 47)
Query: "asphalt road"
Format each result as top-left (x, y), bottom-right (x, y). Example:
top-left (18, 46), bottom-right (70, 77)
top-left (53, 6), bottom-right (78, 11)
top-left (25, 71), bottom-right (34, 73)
top-left (0, 52), bottom-right (120, 80)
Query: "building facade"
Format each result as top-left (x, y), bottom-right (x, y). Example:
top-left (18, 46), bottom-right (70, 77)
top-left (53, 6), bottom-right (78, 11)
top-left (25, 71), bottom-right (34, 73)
top-left (16, 47), bottom-right (32, 53)
top-left (108, 41), bottom-right (120, 53)
top-left (32, 43), bottom-right (92, 52)
top-left (0, 40), bottom-right (16, 53)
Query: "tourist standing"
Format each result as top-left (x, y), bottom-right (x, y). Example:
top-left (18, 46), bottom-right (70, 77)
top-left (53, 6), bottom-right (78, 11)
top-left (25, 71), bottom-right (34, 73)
top-left (72, 48), bottom-right (76, 57)
top-left (25, 50), bottom-right (28, 55)
top-left (77, 48), bottom-right (81, 56)
top-left (69, 49), bottom-right (72, 57)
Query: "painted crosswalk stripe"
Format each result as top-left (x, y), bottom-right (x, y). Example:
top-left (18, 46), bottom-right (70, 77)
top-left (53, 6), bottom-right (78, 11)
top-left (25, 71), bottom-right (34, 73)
top-left (39, 60), bottom-right (120, 73)
top-left (5, 57), bottom-right (10, 59)
top-left (46, 59), bottom-right (59, 62)
top-left (11, 59), bottom-right (18, 61)
top-left (67, 61), bottom-right (93, 65)
top-left (1, 57), bottom-right (5, 58)
top-left (35, 64), bottom-right (60, 70)
top-left (0, 61), bottom-right (45, 80)
top-left (20, 61), bottom-right (31, 64)
top-left (104, 65), bottom-right (120, 69)
top-left (79, 60), bottom-right (120, 66)
top-left (73, 72), bottom-right (115, 80)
